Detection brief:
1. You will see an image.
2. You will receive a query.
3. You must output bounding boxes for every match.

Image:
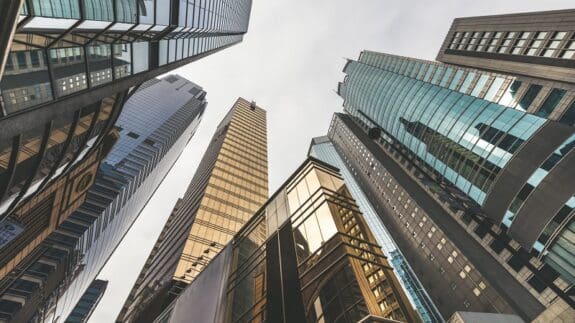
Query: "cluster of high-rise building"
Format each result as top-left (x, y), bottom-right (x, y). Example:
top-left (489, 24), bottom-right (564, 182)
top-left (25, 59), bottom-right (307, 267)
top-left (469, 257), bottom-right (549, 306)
top-left (0, 2), bottom-right (573, 323)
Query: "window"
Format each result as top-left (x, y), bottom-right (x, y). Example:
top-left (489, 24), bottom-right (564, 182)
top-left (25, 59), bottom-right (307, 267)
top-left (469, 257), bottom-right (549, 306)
top-left (536, 89), bottom-right (566, 118)
top-left (517, 84), bottom-right (542, 111)
top-left (127, 132), bottom-right (139, 139)
top-left (541, 31), bottom-right (568, 57)
top-left (559, 99), bottom-right (575, 126)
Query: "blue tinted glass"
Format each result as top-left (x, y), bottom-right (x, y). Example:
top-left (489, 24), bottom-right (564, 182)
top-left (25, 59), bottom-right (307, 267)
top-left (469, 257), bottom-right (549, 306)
top-left (116, 0), bottom-right (136, 23)
top-left (536, 89), bottom-right (566, 118)
top-left (84, 0), bottom-right (113, 21)
top-left (33, 0), bottom-right (80, 19)
top-left (471, 75), bottom-right (489, 97)
top-left (459, 72), bottom-right (476, 93)
top-left (448, 70), bottom-right (464, 90)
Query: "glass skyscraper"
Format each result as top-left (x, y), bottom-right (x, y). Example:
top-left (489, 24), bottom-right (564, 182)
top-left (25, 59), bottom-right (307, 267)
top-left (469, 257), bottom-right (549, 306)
top-left (333, 9), bottom-right (574, 323)
top-left (309, 136), bottom-right (442, 323)
top-left (0, 0), bottom-right (253, 220)
top-left (0, 75), bottom-right (206, 322)
top-left (117, 98), bottom-right (268, 323)
top-left (153, 158), bottom-right (421, 323)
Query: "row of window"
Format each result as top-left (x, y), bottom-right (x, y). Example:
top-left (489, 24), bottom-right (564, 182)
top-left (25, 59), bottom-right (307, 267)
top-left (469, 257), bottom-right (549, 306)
top-left (357, 51), bottom-right (575, 125)
top-left (0, 34), bottom-right (241, 116)
top-left (449, 30), bottom-right (575, 59)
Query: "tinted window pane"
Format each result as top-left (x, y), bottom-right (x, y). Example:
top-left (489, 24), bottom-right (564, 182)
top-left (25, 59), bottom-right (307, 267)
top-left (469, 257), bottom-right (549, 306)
top-left (560, 99), bottom-right (575, 126)
top-left (32, 0), bottom-right (80, 19)
top-left (87, 44), bottom-right (112, 86)
top-left (132, 42), bottom-right (149, 73)
top-left (537, 89), bottom-right (566, 118)
top-left (113, 44), bottom-right (132, 79)
top-left (116, 0), bottom-right (137, 23)
top-left (517, 84), bottom-right (542, 111)
top-left (83, 0), bottom-right (113, 21)
top-left (50, 47), bottom-right (87, 97)
top-left (0, 50), bottom-right (53, 113)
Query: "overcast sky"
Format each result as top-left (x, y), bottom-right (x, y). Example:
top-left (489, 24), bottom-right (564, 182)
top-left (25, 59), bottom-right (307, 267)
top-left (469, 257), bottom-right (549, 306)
top-left (89, 1), bottom-right (573, 322)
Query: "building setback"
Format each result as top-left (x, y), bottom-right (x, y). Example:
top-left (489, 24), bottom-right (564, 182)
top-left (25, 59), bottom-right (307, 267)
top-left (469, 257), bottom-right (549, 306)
top-left (309, 136), bottom-right (443, 323)
top-left (117, 98), bottom-right (268, 323)
top-left (333, 9), bottom-right (575, 322)
top-left (65, 279), bottom-right (108, 323)
top-left (154, 158), bottom-right (421, 323)
top-left (0, 75), bottom-right (205, 322)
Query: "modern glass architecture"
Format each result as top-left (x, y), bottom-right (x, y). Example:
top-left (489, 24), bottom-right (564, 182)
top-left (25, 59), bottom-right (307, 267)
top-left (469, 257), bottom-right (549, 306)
top-left (335, 9), bottom-right (575, 322)
top-left (0, 0), bottom-right (253, 219)
top-left (65, 279), bottom-right (108, 323)
top-left (117, 98), bottom-right (268, 323)
top-left (0, 75), bottom-right (206, 322)
top-left (154, 158), bottom-right (421, 323)
top-left (309, 136), bottom-right (443, 323)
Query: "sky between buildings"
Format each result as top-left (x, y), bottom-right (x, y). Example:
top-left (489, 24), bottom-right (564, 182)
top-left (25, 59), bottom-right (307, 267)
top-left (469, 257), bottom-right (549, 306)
top-left (88, 1), bottom-right (574, 322)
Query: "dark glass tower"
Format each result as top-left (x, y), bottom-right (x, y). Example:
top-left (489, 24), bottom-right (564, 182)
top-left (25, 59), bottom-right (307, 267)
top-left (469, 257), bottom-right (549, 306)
top-left (334, 9), bottom-right (575, 322)
top-left (65, 279), bottom-right (108, 323)
top-left (0, 75), bottom-right (206, 322)
top-left (117, 98), bottom-right (268, 323)
top-left (0, 0), bottom-right (253, 219)
top-left (153, 158), bottom-right (421, 323)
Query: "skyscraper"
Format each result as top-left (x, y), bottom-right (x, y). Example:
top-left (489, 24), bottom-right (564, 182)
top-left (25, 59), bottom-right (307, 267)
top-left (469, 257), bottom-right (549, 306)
top-left (0, 75), bottom-right (206, 322)
top-left (153, 158), bottom-right (421, 323)
top-left (0, 0), bottom-right (253, 218)
top-left (117, 97), bottom-right (268, 322)
top-left (309, 136), bottom-right (443, 323)
top-left (333, 9), bottom-right (575, 322)
top-left (65, 279), bottom-right (108, 323)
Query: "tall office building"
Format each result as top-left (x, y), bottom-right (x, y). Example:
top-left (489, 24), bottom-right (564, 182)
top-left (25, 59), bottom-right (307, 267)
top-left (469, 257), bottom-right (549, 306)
top-left (153, 158), bottom-right (420, 323)
top-left (117, 98), bottom-right (268, 322)
top-left (334, 9), bottom-right (575, 322)
top-left (0, 75), bottom-right (206, 322)
top-left (65, 279), bottom-right (108, 323)
top-left (309, 136), bottom-right (442, 323)
top-left (0, 0), bottom-right (253, 217)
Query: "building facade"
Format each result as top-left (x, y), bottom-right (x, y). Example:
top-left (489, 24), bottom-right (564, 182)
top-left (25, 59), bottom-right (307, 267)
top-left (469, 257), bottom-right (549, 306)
top-left (153, 158), bottom-right (421, 323)
top-left (0, 129), bottom-right (117, 322)
top-left (334, 10), bottom-right (575, 320)
top-left (437, 9), bottom-right (575, 84)
top-left (117, 98), bottom-right (268, 322)
top-left (65, 279), bottom-right (108, 323)
top-left (0, 0), bottom-right (253, 219)
top-left (309, 136), bottom-right (442, 323)
top-left (0, 75), bottom-right (206, 323)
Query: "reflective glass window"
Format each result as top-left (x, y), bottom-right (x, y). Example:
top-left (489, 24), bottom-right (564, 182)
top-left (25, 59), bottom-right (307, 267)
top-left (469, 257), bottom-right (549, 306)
top-left (87, 44), bottom-right (112, 86)
top-left (471, 75), bottom-right (489, 97)
top-left (159, 40), bottom-right (169, 66)
top-left (139, 0), bottom-right (155, 24)
top-left (168, 40), bottom-right (177, 63)
top-left (0, 50), bottom-right (53, 114)
top-left (560, 99), bottom-right (575, 126)
top-left (116, 0), bottom-right (137, 23)
top-left (176, 39), bottom-right (184, 60)
top-left (32, 0), bottom-right (80, 19)
top-left (499, 80), bottom-right (522, 107)
top-left (484, 77), bottom-right (505, 102)
top-left (113, 44), bottom-right (132, 78)
top-left (132, 42), bottom-right (149, 73)
top-left (536, 89), bottom-right (566, 118)
top-left (49, 47), bottom-right (87, 97)
top-left (83, 0), bottom-right (113, 21)
top-left (459, 72), bottom-right (476, 93)
top-left (448, 70), bottom-right (464, 90)
top-left (517, 84), bottom-right (542, 111)
top-left (156, 0), bottom-right (171, 25)
top-left (5, 126), bottom-right (46, 201)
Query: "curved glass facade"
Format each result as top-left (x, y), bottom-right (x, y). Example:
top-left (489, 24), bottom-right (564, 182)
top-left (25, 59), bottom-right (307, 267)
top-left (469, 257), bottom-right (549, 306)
top-left (339, 51), bottom-right (547, 206)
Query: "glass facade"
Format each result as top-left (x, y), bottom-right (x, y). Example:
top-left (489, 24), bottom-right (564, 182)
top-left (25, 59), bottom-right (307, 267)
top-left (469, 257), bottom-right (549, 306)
top-left (117, 98), bottom-right (268, 323)
top-left (154, 159), bottom-right (421, 323)
top-left (65, 279), bottom-right (108, 323)
top-left (309, 137), bottom-right (442, 323)
top-left (0, 75), bottom-right (206, 322)
top-left (339, 51), bottom-right (549, 206)
top-left (0, 93), bottom-right (119, 221)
